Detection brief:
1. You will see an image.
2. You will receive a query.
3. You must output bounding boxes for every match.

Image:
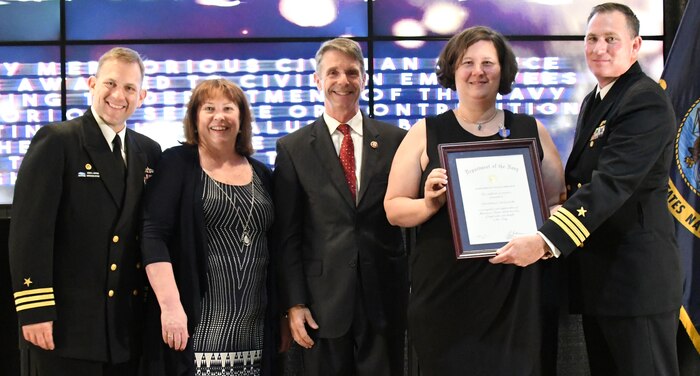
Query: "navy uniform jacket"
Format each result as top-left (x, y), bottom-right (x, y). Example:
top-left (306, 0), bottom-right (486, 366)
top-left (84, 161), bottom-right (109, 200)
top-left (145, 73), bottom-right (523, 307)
top-left (274, 114), bottom-right (408, 338)
top-left (9, 109), bottom-right (161, 363)
top-left (540, 62), bottom-right (682, 316)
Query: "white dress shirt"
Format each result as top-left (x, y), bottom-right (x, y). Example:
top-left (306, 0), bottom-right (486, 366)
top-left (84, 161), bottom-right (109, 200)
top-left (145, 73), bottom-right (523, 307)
top-left (92, 107), bottom-right (127, 166)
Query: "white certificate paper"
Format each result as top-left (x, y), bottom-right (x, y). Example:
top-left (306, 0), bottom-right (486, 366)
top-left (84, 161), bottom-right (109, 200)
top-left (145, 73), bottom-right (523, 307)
top-left (455, 154), bottom-right (537, 245)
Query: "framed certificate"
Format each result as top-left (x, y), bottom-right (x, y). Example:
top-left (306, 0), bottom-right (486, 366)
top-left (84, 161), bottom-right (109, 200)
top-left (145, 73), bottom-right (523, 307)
top-left (438, 138), bottom-right (548, 259)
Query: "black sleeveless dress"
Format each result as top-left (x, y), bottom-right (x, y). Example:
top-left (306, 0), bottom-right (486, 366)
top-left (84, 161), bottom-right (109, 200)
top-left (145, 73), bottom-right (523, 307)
top-left (409, 110), bottom-right (544, 376)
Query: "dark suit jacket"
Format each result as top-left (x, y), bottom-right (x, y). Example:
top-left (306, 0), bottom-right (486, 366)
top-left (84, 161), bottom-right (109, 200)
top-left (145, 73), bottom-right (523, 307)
top-left (140, 144), bottom-right (279, 375)
top-left (274, 113), bottom-right (408, 338)
top-left (540, 62), bottom-right (683, 316)
top-left (8, 109), bottom-right (161, 363)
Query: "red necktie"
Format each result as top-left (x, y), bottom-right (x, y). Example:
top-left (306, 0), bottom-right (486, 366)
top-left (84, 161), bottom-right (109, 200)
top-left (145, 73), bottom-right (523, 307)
top-left (337, 124), bottom-right (356, 200)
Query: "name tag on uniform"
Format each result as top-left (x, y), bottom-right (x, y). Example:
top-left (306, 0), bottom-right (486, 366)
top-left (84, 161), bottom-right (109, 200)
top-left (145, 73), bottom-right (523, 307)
top-left (77, 171), bottom-right (100, 178)
top-left (77, 163), bottom-right (99, 178)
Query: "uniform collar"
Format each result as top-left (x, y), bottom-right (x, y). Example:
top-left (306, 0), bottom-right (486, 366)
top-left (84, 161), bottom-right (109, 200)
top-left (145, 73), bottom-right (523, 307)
top-left (596, 79), bottom-right (617, 100)
top-left (91, 107), bottom-right (127, 147)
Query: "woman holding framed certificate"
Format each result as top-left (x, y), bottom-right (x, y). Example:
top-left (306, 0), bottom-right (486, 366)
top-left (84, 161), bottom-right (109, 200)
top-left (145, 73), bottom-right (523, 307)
top-left (384, 26), bottom-right (565, 375)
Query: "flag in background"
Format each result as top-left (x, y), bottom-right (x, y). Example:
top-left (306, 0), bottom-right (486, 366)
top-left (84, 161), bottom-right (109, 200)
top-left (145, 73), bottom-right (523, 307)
top-left (661, 0), bottom-right (700, 355)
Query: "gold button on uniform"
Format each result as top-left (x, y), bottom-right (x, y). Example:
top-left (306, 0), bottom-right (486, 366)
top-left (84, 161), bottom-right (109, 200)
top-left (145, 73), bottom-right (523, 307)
top-left (135, 262), bottom-right (141, 269)
top-left (108, 290), bottom-right (115, 297)
top-left (110, 264), bottom-right (117, 271)
top-left (132, 289), bottom-right (139, 296)
top-left (577, 183), bottom-right (582, 188)
top-left (112, 236), bottom-right (119, 243)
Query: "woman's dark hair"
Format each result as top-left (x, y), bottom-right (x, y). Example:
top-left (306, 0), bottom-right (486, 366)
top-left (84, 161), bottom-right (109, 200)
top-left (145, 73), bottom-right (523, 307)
top-left (436, 26), bottom-right (518, 95)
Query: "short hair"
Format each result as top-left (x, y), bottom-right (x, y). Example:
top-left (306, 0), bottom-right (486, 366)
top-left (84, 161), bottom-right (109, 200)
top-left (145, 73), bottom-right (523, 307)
top-left (315, 37), bottom-right (365, 74)
top-left (436, 26), bottom-right (518, 95)
top-left (588, 2), bottom-right (640, 37)
top-left (183, 78), bottom-right (254, 157)
top-left (96, 47), bottom-right (146, 82)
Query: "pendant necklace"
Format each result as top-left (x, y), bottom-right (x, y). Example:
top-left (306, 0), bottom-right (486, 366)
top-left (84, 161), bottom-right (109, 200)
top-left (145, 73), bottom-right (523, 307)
top-left (209, 165), bottom-right (255, 246)
top-left (456, 108), bottom-right (499, 131)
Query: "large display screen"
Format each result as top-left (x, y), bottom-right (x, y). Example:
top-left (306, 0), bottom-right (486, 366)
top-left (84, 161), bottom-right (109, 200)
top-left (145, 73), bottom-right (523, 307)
top-left (0, 46), bottom-right (62, 204)
top-left (371, 40), bottom-right (664, 161)
top-left (64, 42), bottom-right (348, 166)
top-left (0, 0), bottom-right (60, 42)
top-left (0, 0), bottom-right (667, 206)
top-left (373, 0), bottom-right (663, 37)
top-left (65, 0), bottom-right (368, 40)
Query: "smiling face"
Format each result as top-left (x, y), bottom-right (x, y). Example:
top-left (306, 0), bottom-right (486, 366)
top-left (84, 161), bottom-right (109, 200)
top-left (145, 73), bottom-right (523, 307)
top-left (585, 10), bottom-right (641, 87)
top-left (454, 40), bottom-right (501, 103)
top-left (196, 92), bottom-right (241, 153)
top-left (315, 49), bottom-right (365, 122)
top-left (88, 59), bottom-right (146, 131)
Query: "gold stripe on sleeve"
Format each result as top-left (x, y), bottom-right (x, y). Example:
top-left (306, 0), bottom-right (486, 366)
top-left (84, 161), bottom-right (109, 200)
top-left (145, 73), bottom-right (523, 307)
top-left (15, 301), bottom-right (56, 312)
top-left (13, 287), bottom-right (54, 299)
top-left (558, 207), bottom-right (591, 237)
top-left (551, 211), bottom-right (587, 242)
top-left (15, 294), bottom-right (55, 306)
top-left (550, 214), bottom-right (584, 246)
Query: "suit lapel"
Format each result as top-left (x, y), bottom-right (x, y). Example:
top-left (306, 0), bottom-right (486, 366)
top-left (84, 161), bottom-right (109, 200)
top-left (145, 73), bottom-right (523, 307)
top-left (124, 130), bottom-right (147, 196)
top-left (309, 118), bottom-right (356, 209)
top-left (568, 89), bottom-right (597, 167)
top-left (80, 110), bottom-right (125, 207)
top-left (124, 131), bottom-right (147, 202)
top-left (358, 115), bottom-right (379, 205)
top-left (112, 130), bottom-right (148, 229)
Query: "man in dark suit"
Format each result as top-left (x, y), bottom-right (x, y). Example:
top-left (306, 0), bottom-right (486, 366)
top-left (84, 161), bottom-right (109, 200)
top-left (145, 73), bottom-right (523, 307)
top-left (274, 38), bottom-right (408, 375)
top-left (9, 47), bottom-right (161, 375)
top-left (492, 3), bottom-right (683, 375)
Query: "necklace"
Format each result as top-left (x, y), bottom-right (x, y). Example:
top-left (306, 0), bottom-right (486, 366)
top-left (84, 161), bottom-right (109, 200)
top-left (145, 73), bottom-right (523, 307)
top-left (208, 165), bottom-right (255, 247)
top-left (455, 108), bottom-right (500, 131)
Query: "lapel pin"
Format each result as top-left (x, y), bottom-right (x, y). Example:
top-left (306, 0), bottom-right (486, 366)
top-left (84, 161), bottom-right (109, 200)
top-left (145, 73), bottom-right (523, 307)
top-left (144, 167), bottom-right (155, 183)
top-left (370, 140), bottom-right (379, 149)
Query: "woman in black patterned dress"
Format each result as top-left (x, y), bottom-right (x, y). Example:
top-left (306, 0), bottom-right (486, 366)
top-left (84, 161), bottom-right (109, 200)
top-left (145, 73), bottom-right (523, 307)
top-left (384, 27), bottom-right (565, 375)
top-left (141, 79), bottom-right (283, 375)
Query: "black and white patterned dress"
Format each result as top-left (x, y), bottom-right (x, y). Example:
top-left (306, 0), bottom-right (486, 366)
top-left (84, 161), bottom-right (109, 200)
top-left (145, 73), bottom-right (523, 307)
top-left (193, 170), bottom-right (274, 376)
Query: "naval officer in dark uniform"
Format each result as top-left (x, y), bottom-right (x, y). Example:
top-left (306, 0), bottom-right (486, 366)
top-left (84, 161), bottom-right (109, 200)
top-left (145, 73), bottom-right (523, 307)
top-left (9, 47), bottom-right (161, 376)
top-left (491, 3), bottom-right (682, 375)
